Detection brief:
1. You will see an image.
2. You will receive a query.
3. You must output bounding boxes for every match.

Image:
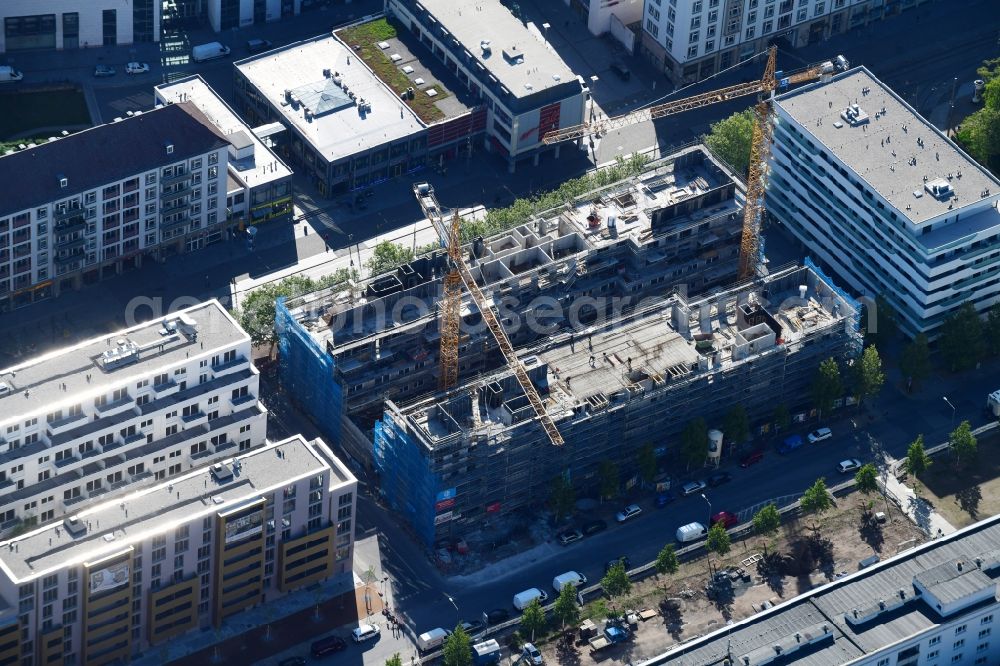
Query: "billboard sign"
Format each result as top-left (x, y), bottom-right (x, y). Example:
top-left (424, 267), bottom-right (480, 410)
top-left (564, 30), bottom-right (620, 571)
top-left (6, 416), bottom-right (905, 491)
top-left (434, 511), bottom-right (454, 525)
top-left (89, 561), bottom-right (130, 594)
top-left (486, 502), bottom-right (501, 513)
top-left (225, 511), bottom-right (263, 544)
top-left (435, 498), bottom-right (456, 512)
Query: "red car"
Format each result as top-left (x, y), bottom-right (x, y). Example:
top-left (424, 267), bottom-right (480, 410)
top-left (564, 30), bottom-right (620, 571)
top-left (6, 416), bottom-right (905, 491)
top-left (739, 450), bottom-right (764, 467)
top-left (711, 511), bottom-right (739, 528)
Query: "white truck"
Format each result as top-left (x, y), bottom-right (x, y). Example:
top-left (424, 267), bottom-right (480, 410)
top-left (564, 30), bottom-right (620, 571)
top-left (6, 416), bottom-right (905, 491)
top-left (987, 390), bottom-right (1000, 417)
top-left (191, 42), bottom-right (231, 63)
top-left (0, 66), bottom-right (24, 83)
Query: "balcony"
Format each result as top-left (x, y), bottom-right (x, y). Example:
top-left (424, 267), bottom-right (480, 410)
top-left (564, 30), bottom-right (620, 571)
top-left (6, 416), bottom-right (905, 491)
top-left (181, 411), bottom-right (207, 427)
top-left (55, 236), bottom-right (86, 251)
top-left (231, 393), bottom-right (255, 408)
top-left (161, 185), bottom-right (193, 202)
top-left (161, 170), bottom-right (192, 186)
top-left (161, 214), bottom-right (191, 231)
top-left (55, 251), bottom-right (85, 266)
top-left (153, 379), bottom-right (179, 397)
top-left (95, 395), bottom-right (133, 418)
top-left (161, 199), bottom-right (191, 216)
top-left (55, 219), bottom-right (88, 236)
top-left (54, 206), bottom-right (84, 221)
top-left (46, 411), bottom-right (88, 437)
top-left (54, 453), bottom-right (80, 469)
top-left (211, 355), bottom-right (246, 376)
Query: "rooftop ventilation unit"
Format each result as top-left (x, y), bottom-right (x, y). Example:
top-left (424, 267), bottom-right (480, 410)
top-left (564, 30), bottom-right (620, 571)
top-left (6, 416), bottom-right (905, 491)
top-left (840, 104), bottom-right (869, 127)
top-left (64, 516), bottom-right (87, 538)
top-left (97, 338), bottom-right (140, 370)
top-left (210, 463), bottom-right (234, 483)
top-left (925, 178), bottom-right (954, 200)
top-left (502, 46), bottom-right (524, 65)
top-left (480, 40), bottom-right (491, 55)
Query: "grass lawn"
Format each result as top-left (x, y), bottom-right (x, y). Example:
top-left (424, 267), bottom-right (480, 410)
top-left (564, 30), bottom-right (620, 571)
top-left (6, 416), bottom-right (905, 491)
top-left (0, 88), bottom-right (90, 140)
top-left (336, 18), bottom-right (448, 124)
top-left (919, 431), bottom-right (1000, 528)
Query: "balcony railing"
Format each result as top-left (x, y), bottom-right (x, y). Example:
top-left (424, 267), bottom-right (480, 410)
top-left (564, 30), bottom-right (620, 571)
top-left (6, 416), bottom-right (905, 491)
top-left (161, 170), bottom-right (192, 186)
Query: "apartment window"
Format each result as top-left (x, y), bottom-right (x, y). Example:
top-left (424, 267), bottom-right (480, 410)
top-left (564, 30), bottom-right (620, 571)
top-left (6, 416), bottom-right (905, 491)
top-left (169, 463), bottom-right (181, 475)
top-left (762, 19), bottom-right (772, 33)
top-left (687, 45), bottom-right (698, 58)
top-left (191, 441), bottom-right (207, 456)
top-left (692, 0), bottom-right (702, 11)
top-left (979, 628), bottom-right (990, 638)
top-left (174, 554), bottom-right (184, 569)
top-left (815, 1), bottom-right (825, 14)
top-left (208, 152), bottom-right (218, 166)
top-left (152, 546), bottom-right (166, 563)
top-left (337, 506), bottom-right (352, 521)
top-left (745, 26), bottom-right (755, 39)
top-left (954, 639), bottom-right (965, 649)
top-left (929, 636), bottom-right (941, 646)
top-left (983, 615), bottom-right (994, 625)
top-left (797, 7), bottom-right (807, 20)
top-left (690, 16), bottom-right (701, 29)
top-left (339, 492), bottom-right (353, 507)
top-left (977, 641), bottom-right (989, 652)
top-left (952, 655), bottom-right (963, 663)
top-left (957, 626), bottom-right (967, 636)
top-left (688, 30), bottom-right (699, 43)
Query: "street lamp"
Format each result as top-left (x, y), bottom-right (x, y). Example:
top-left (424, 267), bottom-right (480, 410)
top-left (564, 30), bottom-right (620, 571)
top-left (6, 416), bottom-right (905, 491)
top-left (700, 492), bottom-right (712, 525)
top-left (444, 593), bottom-right (460, 627)
top-left (943, 396), bottom-right (956, 427)
top-left (588, 75), bottom-right (599, 125)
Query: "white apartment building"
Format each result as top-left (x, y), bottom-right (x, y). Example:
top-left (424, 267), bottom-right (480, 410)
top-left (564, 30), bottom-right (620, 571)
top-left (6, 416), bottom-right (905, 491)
top-left (385, 0), bottom-right (587, 172)
top-left (0, 0), bottom-right (158, 53)
top-left (640, 0), bottom-right (932, 86)
top-left (767, 67), bottom-right (1000, 336)
top-left (0, 300), bottom-right (267, 535)
top-left (0, 103), bottom-right (231, 310)
top-left (648, 512), bottom-right (1000, 666)
top-left (0, 434), bottom-right (357, 666)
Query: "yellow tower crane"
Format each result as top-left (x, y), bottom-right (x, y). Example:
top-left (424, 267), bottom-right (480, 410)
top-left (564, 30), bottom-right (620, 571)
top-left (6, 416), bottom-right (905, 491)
top-left (543, 47), bottom-right (845, 279)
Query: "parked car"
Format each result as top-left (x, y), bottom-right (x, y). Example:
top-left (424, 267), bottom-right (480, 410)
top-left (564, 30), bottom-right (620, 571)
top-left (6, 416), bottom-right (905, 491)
top-left (310, 635), bottom-right (346, 657)
top-left (125, 61), bottom-right (149, 74)
top-left (676, 522), bottom-right (708, 543)
top-left (513, 588), bottom-right (547, 611)
top-left (417, 628), bottom-right (451, 653)
top-left (485, 608), bottom-right (511, 624)
top-left (681, 480), bottom-right (706, 496)
top-left (610, 61), bottom-right (631, 81)
top-left (710, 511), bottom-right (739, 528)
top-left (93, 65), bottom-right (116, 77)
top-left (552, 571), bottom-right (587, 592)
top-left (655, 491), bottom-right (675, 507)
top-left (615, 504), bottom-right (642, 522)
top-left (460, 620), bottom-right (485, 635)
top-left (246, 38), bottom-right (273, 53)
top-left (739, 449), bottom-right (764, 467)
top-left (522, 642), bottom-right (543, 666)
top-left (777, 434), bottom-right (804, 454)
top-left (707, 472), bottom-right (732, 487)
top-left (279, 658), bottom-right (307, 666)
top-left (838, 458), bottom-right (862, 474)
top-left (581, 519), bottom-right (607, 536)
top-left (604, 556), bottom-right (631, 573)
top-left (351, 624), bottom-right (380, 643)
top-left (807, 427), bottom-right (833, 444)
top-left (557, 528), bottom-right (583, 545)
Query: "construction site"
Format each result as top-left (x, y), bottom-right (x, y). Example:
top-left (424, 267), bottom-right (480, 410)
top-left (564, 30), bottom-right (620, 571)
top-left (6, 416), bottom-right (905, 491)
top-left (275, 143), bottom-right (863, 548)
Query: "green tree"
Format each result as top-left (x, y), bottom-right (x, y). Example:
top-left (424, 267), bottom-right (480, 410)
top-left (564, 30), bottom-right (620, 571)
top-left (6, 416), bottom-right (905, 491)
top-left (752, 504), bottom-right (781, 537)
top-left (949, 420), bottom-right (978, 467)
top-left (800, 477), bottom-right (833, 534)
top-left (636, 443), bottom-right (658, 484)
top-left (986, 304), bottom-right (1000, 356)
top-left (386, 654), bottom-right (403, 666)
top-left (904, 434), bottom-right (932, 478)
top-left (654, 543), bottom-right (680, 592)
top-left (235, 269), bottom-right (355, 349)
top-left (552, 584), bottom-right (580, 631)
top-left (679, 418), bottom-right (709, 469)
top-left (706, 521), bottom-right (731, 557)
top-left (773, 404), bottom-right (791, 432)
top-left (365, 241), bottom-right (415, 276)
top-left (704, 108), bottom-right (755, 174)
top-left (939, 302), bottom-right (985, 372)
top-left (854, 345), bottom-right (885, 406)
top-left (597, 461), bottom-right (620, 501)
top-left (549, 475), bottom-right (576, 522)
top-left (723, 405), bottom-right (750, 447)
top-left (812, 358), bottom-right (842, 416)
top-left (899, 333), bottom-right (931, 387)
top-left (519, 598), bottom-right (546, 641)
top-left (442, 626), bottom-right (472, 666)
top-left (854, 463), bottom-right (879, 496)
top-left (600, 561), bottom-right (632, 613)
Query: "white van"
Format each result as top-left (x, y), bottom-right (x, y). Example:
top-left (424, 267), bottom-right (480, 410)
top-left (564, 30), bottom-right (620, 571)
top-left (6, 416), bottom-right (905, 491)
top-left (513, 588), bottom-right (548, 611)
top-left (417, 627), bottom-right (450, 652)
top-left (552, 571), bottom-right (587, 593)
top-left (675, 522), bottom-right (707, 543)
top-left (191, 42), bottom-right (231, 63)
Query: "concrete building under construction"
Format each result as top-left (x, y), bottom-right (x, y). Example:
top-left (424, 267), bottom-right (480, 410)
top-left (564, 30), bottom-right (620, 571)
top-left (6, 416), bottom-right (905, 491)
top-left (274, 144), bottom-right (862, 546)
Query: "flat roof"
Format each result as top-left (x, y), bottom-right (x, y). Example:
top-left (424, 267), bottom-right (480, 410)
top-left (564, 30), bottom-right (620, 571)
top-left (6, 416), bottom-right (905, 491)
top-left (0, 435), bottom-right (351, 583)
top-left (0, 300), bottom-right (247, 424)
top-left (414, 0), bottom-right (576, 99)
top-left (154, 75), bottom-right (292, 190)
top-left (645, 514), bottom-right (1000, 665)
top-left (774, 67), bottom-right (1000, 225)
top-left (236, 34), bottom-right (425, 163)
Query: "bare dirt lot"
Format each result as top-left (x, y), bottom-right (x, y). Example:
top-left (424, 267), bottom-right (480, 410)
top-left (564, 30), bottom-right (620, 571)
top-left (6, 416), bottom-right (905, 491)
top-left (919, 432), bottom-right (1000, 529)
top-left (535, 490), bottom-right (927, 666)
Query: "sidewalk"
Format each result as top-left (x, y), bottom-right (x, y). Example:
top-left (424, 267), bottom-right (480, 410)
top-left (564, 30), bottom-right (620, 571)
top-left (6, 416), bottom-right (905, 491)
top-left (881, 468), bottom-right (957, 538)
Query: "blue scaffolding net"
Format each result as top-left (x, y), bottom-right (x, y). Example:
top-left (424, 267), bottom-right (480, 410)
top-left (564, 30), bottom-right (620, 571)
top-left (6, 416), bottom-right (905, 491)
top-left (373, 414), bottom-right (439, 548)
top-left (275, 296), bottom-right (344, 445)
